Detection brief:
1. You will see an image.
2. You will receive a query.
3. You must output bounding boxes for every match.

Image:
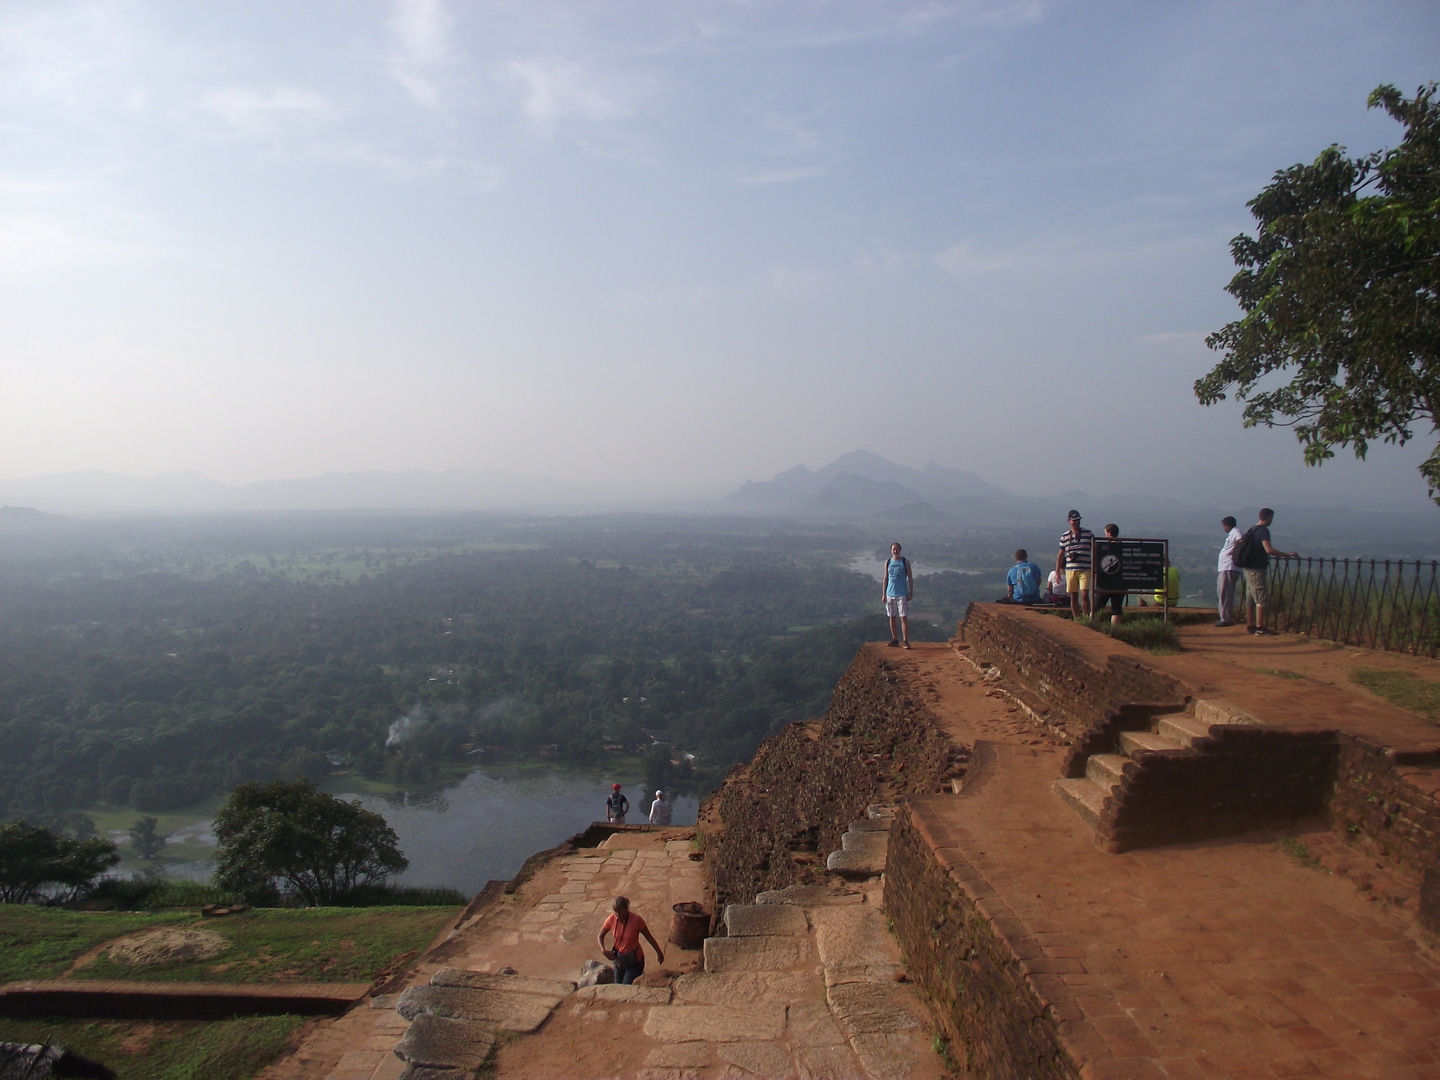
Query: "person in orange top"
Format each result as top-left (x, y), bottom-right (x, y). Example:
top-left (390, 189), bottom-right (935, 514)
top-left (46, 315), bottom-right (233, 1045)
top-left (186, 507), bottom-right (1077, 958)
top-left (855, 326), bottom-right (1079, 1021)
top-left (597, 895), bottom-right (665, 985)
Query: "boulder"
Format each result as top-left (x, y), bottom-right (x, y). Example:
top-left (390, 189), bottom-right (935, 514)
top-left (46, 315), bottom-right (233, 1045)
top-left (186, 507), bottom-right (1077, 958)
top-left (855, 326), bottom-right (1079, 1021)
top-left (577, 959), bottom-right (614, 987)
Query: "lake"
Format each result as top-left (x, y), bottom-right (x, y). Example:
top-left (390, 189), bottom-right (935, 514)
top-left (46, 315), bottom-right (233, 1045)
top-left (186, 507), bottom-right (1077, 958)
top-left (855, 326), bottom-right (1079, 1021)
top-left (149, 770), bottom-right (697, 898)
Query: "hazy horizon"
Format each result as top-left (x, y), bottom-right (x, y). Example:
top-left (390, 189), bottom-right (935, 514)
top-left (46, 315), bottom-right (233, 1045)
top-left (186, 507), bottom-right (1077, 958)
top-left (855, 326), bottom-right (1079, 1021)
top-left (3, 2), bottom-right (1438, 508)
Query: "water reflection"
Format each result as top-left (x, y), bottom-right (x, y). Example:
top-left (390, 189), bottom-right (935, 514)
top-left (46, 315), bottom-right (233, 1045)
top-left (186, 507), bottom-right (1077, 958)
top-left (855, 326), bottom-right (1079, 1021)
top-left (338, 771), bottom-right (697, 897)
top-left (140, 770), bottom-right (697, 898)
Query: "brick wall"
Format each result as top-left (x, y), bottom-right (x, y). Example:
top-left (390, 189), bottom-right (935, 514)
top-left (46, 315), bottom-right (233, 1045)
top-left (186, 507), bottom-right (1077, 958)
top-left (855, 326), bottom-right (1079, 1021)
top-left (1328, 737), bottom-right (1440, 875)
top-left (703, 646), bottom-right (954, 912)
top-left (1098, 729), bottom-right (1339, 852)
top-left (885, 801), bottom-right (1076, 1080)
top-left (959, 604), bottom-right (1188, 733)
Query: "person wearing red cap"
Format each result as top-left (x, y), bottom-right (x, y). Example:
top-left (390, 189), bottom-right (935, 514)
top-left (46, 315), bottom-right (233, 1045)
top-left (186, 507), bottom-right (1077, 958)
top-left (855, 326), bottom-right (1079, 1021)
top-left (605, 783), bottom-right (629, 824)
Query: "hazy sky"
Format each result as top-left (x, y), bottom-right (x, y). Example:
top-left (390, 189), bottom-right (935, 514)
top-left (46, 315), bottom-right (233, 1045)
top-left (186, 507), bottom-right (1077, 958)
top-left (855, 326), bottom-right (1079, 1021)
top-left (2, 1), bottom-right (1437, 505)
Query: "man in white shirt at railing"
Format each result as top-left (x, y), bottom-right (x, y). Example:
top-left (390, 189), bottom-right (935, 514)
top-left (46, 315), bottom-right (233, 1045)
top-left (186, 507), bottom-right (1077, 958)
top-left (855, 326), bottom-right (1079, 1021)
top-left (1216, 516), bottom-right (1243, 627)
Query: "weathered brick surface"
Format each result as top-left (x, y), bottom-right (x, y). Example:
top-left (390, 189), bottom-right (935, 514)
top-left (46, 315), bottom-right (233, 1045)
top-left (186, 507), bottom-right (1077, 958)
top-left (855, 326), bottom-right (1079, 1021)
top-left (1328, 736), bottom-right (1440, 876)
top-left (705, 645), bottom-right (953, 912)
top-left (959, 604), bottom-right (1187, 733)
top-left (1099, 729), bottom-right (1339, 852)
top-left (885, 801), bottom-right (1076, 1080)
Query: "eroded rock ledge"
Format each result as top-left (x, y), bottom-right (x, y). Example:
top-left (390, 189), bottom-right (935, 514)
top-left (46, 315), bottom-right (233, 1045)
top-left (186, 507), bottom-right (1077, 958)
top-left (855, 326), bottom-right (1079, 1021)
top-left (704, 644), bottom-right (958, 912)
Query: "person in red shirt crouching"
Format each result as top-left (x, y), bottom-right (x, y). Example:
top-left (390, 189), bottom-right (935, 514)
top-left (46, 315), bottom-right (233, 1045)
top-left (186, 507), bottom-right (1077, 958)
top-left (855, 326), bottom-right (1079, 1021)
top-left (597, 895), bottom-right (666, 985)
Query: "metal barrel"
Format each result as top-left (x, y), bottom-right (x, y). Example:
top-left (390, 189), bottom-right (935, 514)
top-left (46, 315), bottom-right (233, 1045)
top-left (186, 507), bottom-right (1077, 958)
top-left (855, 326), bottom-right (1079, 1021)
top-left (668, 901), bottom-right (709, 949)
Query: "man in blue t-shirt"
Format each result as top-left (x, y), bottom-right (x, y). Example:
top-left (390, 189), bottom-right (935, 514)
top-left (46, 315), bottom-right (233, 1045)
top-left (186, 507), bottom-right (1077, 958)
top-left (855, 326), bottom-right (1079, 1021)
top-left (883, 542), bottom-right (913, 649)
top-left (1000, 549), bottom-right (1043, 605)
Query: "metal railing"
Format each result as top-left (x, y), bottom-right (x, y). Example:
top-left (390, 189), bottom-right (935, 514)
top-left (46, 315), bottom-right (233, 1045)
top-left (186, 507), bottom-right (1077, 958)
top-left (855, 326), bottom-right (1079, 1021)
top-left (1261, 557), bottom-right (1440, 658)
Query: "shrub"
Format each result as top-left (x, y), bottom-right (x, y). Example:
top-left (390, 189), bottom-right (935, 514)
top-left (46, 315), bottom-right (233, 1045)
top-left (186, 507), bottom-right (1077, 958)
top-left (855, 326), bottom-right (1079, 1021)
top-left (1084, 616), bottom-right (1181, 654)
top-left (214, 779), bottom-right (408, 906)
top-left (0, 820), bottom-right (120, 904)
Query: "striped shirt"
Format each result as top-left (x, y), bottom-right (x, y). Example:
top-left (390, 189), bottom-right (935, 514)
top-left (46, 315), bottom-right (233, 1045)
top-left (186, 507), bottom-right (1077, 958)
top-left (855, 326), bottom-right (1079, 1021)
top-left (1059, 527), bottom-right (1095, 570)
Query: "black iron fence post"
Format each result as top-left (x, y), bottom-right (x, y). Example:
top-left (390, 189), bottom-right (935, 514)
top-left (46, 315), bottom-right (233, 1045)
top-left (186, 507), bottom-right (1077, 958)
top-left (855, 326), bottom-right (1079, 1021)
top-left (1266, 557), bottom-right (1440, 658)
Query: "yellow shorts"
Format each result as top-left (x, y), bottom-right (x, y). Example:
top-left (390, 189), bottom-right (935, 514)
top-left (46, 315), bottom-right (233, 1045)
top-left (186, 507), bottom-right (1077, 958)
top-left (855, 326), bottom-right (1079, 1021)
top-left (1065, 569), bottom-right (1091, 594)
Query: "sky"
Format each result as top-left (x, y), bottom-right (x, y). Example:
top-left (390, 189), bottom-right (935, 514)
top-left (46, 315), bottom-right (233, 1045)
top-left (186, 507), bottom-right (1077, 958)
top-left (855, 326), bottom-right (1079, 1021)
top-left (1, 0), bottom-right (1437, 507)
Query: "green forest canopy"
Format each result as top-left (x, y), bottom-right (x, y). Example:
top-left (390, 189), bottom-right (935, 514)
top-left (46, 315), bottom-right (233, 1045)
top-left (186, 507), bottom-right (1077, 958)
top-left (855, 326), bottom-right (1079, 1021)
top-left (0, 517), bottom-right (977, 825)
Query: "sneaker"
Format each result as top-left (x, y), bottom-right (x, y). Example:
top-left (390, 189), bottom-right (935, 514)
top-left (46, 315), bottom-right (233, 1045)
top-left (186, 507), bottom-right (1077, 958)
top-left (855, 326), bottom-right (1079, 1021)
top-left (1246, 626), bottom-right (1258, 634)
top-left (901, 640), bottom-right (911, 649)
top-left (886, 639), bottom-right (900, 648)
top-left (1254, 627), bottom-right (1278, 636)
top-left (1213, 621), bottom-right (1233, 627)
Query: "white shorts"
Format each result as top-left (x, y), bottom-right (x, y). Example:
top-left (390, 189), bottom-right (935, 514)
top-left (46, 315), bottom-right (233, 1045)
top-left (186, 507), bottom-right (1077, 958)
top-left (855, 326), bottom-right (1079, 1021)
top-left (885, 596), bottom-right (909, 617)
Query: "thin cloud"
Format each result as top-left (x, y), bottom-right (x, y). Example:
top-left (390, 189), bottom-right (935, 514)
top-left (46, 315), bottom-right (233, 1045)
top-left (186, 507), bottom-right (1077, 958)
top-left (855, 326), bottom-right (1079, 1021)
top-left (388, 0), bottom-right (451, 109)
top-left (500, 58), bottom-right (640, 131)
top-left (196, 86), bottom-right (330, 139)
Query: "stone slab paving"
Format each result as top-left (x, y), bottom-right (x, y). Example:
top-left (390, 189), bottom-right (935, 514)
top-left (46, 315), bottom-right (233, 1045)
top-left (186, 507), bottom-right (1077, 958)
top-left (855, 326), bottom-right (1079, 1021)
top-left (885, 642), bottom-right (1440, 1080)
top-left (702, 934), bottom-right (811, 972)
top-left (393, 985), bottom-right (555, 1031)
top-left (643, 1003), bottom-right (789, 1043)
top-left (724, 903), bottom-right (808, 938)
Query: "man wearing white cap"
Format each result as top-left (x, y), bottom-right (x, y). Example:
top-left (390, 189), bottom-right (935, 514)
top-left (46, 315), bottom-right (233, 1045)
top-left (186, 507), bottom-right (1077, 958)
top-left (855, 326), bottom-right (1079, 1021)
top-left (649, 790), bottom-right (672, 826)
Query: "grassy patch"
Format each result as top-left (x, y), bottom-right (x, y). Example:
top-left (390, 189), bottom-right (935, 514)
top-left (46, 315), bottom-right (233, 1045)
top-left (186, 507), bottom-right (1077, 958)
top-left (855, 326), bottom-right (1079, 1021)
top-left (72, 906), bottom-right (458, 984)
top-left (0, 1015), bottom-right (305, 1080)
top-left (0, 907), bottom-right (194, 982)
top-left (1351, 668), bottom-right (1440, 723)
top-left (1278, 836), bottom-right (1327, 872)
top-left (1252, 667), bottom-right (1308, 681)
top-left (1084, 616), bottom-right (1181, 654)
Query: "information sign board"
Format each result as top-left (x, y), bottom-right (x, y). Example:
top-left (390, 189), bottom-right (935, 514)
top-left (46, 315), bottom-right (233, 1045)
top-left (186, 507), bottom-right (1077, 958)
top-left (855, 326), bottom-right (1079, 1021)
top-left (1093, 539), bottom-right (1167, 593)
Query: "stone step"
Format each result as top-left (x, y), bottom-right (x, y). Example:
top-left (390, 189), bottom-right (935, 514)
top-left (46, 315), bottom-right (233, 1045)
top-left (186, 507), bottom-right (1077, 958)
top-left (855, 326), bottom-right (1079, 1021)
top-left (1053, 778), bottom-right (1109, 828)
top-left (703, 934), bottom-right (811, 973)
top-left (1194, 698), bottom-right (1258, 727)
top-left (754, 884), bottom-right (864, 906)
top-left (826, 830), bottom-right (888, 878)
top-left (725, 904), bottom-right (809, 938)
top-left (1157, 713), bottom-right (1215, 747)
top-left (430, 968), bottom-right (574, 1002)
top-left (866, 804), bottom-right (895, 820)
top-left (393, 1013), bottom-right (496, 1073)
top-left (849, 817), bottom-right (893, 833)
top-left (1119, 730), bottom-right (1187, 756)
top-left (1085, 753), bottom-right (1129, 791)
top-left (840, 830), bottom-right (888, 855)
top-left (394, 985), bottom-right (555, 1032)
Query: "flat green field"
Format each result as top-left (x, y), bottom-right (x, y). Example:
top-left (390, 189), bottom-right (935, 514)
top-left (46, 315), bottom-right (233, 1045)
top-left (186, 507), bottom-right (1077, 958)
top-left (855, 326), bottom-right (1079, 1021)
top-left (0, 905), bottom-right (461, 985)
top-left (0, 1015), bottom-right (306, 1080)
top-left (0, 908), bottom-right (195, 982)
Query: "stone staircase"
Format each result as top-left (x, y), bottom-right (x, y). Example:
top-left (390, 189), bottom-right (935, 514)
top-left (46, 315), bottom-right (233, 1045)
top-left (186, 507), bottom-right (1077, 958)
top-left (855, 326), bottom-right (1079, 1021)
top-left (380, 970), bottom-right (577, 1076)
top-left (824, 805), bottom-right (894, 879)
top-left (367, 806), bottom-right (941, 1080)
top-left (1051, 698), bottom-right (1341, 852)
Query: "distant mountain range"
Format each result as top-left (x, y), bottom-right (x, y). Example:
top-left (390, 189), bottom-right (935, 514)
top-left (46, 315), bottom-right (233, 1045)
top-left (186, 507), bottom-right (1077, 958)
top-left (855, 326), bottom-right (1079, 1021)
top-left (719, 450), bottom-right (1029, 520)
top-left (716, 452), bottom-right (1439, 541)
top-left (1, 454), bottom-right (1433, 537)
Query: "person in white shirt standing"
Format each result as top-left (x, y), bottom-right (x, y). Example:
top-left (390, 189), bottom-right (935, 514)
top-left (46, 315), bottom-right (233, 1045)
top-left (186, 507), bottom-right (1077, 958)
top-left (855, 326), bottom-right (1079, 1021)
top-left (649, 790), bottom-right (672, 826)
top-left (1216, 516), bottom-right (1243, 627)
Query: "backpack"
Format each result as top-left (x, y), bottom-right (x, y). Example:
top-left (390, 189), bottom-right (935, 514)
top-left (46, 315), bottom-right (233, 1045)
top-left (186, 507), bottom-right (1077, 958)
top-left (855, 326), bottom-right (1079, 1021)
top-left (1234, 526), bottom-right (1266, 570)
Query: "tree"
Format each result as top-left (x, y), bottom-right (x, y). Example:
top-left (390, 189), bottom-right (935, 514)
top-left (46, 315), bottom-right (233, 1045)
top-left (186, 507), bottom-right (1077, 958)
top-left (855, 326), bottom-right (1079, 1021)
top-left (0, 820), bottom-right (120, 904)
top-left (213, 779), bottom-right (408, 906)
top-left (129, 816), bottom-right (169, 860)
top-left (1196, 83), bottom-right (1440, 503)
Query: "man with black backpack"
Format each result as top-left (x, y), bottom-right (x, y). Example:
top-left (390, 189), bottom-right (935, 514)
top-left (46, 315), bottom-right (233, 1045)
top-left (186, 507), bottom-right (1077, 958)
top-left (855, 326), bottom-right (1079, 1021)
top-left (1234, 508), bottom-right (1298, 636)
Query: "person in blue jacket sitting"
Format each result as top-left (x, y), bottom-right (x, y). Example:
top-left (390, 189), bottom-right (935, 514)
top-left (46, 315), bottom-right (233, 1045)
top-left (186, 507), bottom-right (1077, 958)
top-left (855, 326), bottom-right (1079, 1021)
top-left (1000, 549), bottom-right (1043, 605)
